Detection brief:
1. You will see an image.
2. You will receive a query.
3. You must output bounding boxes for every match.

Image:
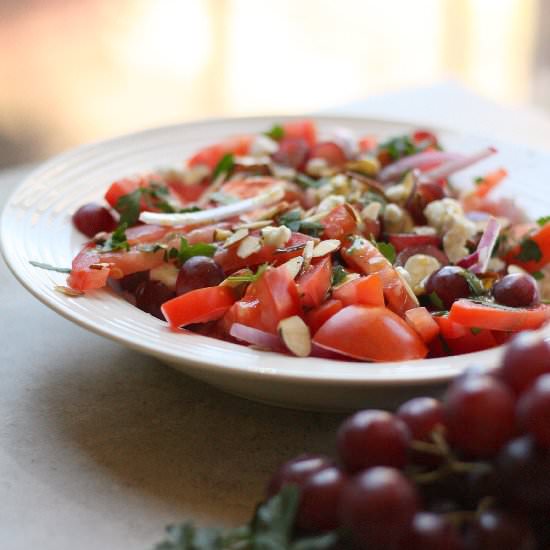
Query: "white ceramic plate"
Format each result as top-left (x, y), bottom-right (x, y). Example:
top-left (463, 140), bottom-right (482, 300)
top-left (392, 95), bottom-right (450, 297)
top-left (3, 115), bottom-right (550, 411)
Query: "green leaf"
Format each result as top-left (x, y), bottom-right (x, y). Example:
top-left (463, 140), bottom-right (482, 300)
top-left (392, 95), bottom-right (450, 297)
top-left (470, 327), bottom-right (482, 335)
top-left (295, 174), bottom-right (323, 190)
top-left (213, 153), bottom-right (235, 179)
top-left (331, 265), bottom-right (348, 286)
top-left (29, 261), bottom-right (71, 274)
top-left (533, 271), bottom-right (545, 280)
top-left (265, 124), bottom-right (284, 141)
top-left (97, 223), bottom-right (130, 253)
top-left (116, 189), bottom-right (142, 226)
top-left (474, 176), bottom-right (485, 185)
top-left (166, 237), bottom-right (216, 266)
top-left (537, 216), bottom-right (550, 227)
top-left (290, 533), bottom-right (340, 550)
top-left (459, 270), bottom-right (485, 296)
top-left (375, 241), bottom-right (396, 264)
top-left (278, 210), bottom-right (324, 237)
top-left (428, 291), bottom-right (445, 310)
top-left (226, 263), bottom-right (268, 284)
top-left (251, 485), bottom-right (299, 549)
top-left (379, 135), bottom-right (418, 160)
top-left (516, 238), bottom-right (542, 263)
top-left (298, 221), bottom-right (324, 238)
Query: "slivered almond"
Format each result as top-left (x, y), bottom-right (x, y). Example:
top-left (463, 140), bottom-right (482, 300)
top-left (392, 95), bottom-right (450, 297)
top-left (332, 272), bottom-right (360, 290)
top-left (237, 235), bottom-right (262, 258)
top-left (302, 240), bottom-right (314, 270)
top-left (54, 285), bottom-right (84, 297)
top-left (281, 256), bottom-right (304, 279)
top-left (223, 228), bottom-right (249, 248)
top-left (214, 228), bottom-right (233, 241)
top-left (312, 239), bottom-right (341, 258)
top-left (233, 220), bottom-right (273, 231)
top-left (278, 316), bottom-right (311, 357)
top-left (361, 202), bottom-right (382, 221)
top-left (344, 203), bottom-right (362, 225)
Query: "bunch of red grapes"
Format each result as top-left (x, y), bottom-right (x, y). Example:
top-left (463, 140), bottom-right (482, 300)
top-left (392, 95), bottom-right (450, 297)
top-left (268, 331), bottom-right (550, 549)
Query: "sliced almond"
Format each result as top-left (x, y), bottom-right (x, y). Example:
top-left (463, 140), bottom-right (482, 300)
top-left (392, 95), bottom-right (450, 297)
top-left (281, 256), bottom-right (304, 279)
top-left (214, 228), bottom-right (233, 241)
top-left (54, 285), bottom-right (84, 297)
top-left (361, 202), bottom-right (382, 221)
top-left (344, 203), bottom-right (362, 225)
top-left (237, 235), bottom-right (262, 259)
top-left (302, 240), bottom-right (314, 270)
top-left (233, 220), bottom-right (273, 231)
top-left (312, 239), bottom-right (341, 258)
top-left (278, 316), bottom-right (312, 357)
top-left (223, 228), bottom-right (249, 248)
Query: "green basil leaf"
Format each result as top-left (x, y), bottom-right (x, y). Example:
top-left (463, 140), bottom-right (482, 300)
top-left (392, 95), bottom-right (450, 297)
top-left (428, 291), bottom-right (445, 310)
top-left (516, 238), bottom-right (542, 263)
top-left (265, 124), bottom-right (284, 141)
top-left (213, 153), bottom-right (235, 179)
top-left (166, 237), bottom-right (216, 266)
top-left (331, 265), bottom-right (348, 286)
top-left (226, 263), bottom-right (268, 284)
top-left (537, 216), bottom-right (550, 227)
top-left (375, 241), bottom-right (396, 264)
top-left (97, 223), bottom-right (130, 253)
top-left (116, 189), bottom-right (142, 226)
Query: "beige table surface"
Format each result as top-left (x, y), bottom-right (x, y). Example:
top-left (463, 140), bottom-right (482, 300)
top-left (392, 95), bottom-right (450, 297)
top-left (2, 83), bottom-right (550, 549)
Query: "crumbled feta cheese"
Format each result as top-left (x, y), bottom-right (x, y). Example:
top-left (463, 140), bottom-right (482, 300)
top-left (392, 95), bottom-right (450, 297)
top-left (403, 254), bottom-right (441, 295)
top-left (317, 194), bottom-right (346, 213)
top-left (424, 198), bottom-right (464, 234)
top-left (249, 135), bottom-right (278, 156)
top-left (507, 264), bottom-right (528, 275)
top-left (305, 158), bottom-right (329, 177)
top-left (385, 183), bottom-right (409, 204)
top-left (261, 225), bottom-right (292, 248)
top-left (487, 257), bottom-right (506, 272)
top-left (443, 216), bottom-right (477, 263)
top-left (150, 264), bottom-right (179, 291)
top-left (271, 164), bottom-right (296, 180)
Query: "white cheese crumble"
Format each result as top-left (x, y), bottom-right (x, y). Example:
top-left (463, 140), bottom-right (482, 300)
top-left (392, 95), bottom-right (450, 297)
top-left (261, 225), bottom-right (292, 248)
top-left (249, 135), bottom-right (279, 156)
top-left (403, 254), bottom-right (441, 295)
top-left (317, 194), bottom-right (346, 213)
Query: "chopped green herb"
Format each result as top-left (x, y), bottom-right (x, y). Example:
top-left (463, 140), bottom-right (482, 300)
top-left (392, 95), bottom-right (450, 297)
top-left (491, 234), bottom-right (508, 257)
top-left (165, 237), bottom-right (216, 266)
top-left (116, 189), bottom-right (142, 226)
top-left (226, 263), bottom-right (268, 284)
top-left (429, 291), bottom-right (445, 310)
top-left (298, 221), bottom-right (325, 238)
top-left (375, 241), bottom-right (396, 264)
top-left (360, 191), bottom-right (386, 207)
top-left (331, 265), bottom-right (348, 286)
top-left (537, 216), bottom-right (550, 227)
top-left (516, 238), bottom-right (542, 263)
top-left (295, 173), bottom-right (323, 190)
top-left (265, 124), bottom-right (284, 141)
top-left (115, 184), bottom-right (180, 226)
top-left (96, 223), bottom-right (130, 253)
top-left (474, 176), bottom-right (485, 185)
top-left (459, 270), bottom-right (485, 296)
top-left (137, 243), bottom-right (166, 253)
top-left (470, 327), bottom-right (483, 335)
top-left (533, 271), bottom-right (545, 280)
top-left (29, 261), bottom-right (71, 274)
top-left (379, 135), bottom-right (417, 160)
top-left (278, 210), bottom-right (325, 237)
top-left (212, 153), bottom-right (234, 179)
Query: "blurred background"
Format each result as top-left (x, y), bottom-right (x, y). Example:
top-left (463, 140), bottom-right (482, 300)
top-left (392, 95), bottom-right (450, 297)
top-left (0, 0), bottom-right (549, 168)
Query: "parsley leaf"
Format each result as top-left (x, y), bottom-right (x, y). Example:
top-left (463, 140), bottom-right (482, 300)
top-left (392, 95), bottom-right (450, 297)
top-left (295, 174), bottom-right (323, 190)
top-left (96, 223), bottom-right (130, 253)
top-left (265, 124), bottom-right (284, 141)
top-left (331, 265), bottom-right (348, 286)
top-left (533, 271), bottom-right (545, 280)
top-left (29, 261), bottom-right (71, 274)
top-left (166, 238), bottom-right (216, 266)
top-left (116, 184), bottom-right (180, 226)
top-left (429, 291), bottom-right (445, 310)
top-left (537, 216), bottom-right (550, 227)
top-left (116, 189), bottom-right (142, 226)
top-left (459, 270), bottom-right (485, 296)
top-left (212, 153), bottom-right (234, 179)
top-left (470, 327), bottom-right (482, 335)
top-left (379, 135), bottom-right (418, 160)
top-left (226, 263), bottom-right (268, 284)
top-left (298, 221), bottom-right (325, 238)
top-left (375, 241), bottom-right (396, 264)
top-left (516, 238), bottom-right (542, 263)
top-left (278, 210), bottom-right (325, 237)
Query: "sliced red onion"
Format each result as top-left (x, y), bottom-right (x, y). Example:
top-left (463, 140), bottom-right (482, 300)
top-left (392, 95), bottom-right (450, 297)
top-left (229, 323), bottom-right (286, 352)
top-left (379, 151), bottom-right (464, 182)
top-left (421, 147), bottom-right (497, 183)
top-left (468, 216), bottom-right (501, 274)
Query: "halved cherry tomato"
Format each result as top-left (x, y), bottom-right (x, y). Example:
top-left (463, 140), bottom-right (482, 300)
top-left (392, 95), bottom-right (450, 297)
top-left (282, 120), bottom-right (317, 147)
top-left (272, 137), bottom-right (309, 169)
top-left (305, 299), bottom-right (343, 334)
top-left (309, 142), bottom-right (347, 167)
top-left (105, 177), bottom-right (145, 209)
top-left (342, 237), bottom-right (418, 317)
top-left (251, 266), bottom-right (302, 333)
top-left (445, 329), bottom-right (498, 355)
top-left (405, 307), bottom-right (439, 343)
top-left (297, 256), bottom-right (332, 309)
top-left (448, 299), bottom-right (550, 332)
top-left (473, 168), bottom-right (507, 199)
top-left (322, 205), bottom-right (358, 241)
top-left (162, 286), bottom-right (236, 328)
top-left (505, 222), bottom-right (550, 273)
top-left (388, 233), bottom-right (441, 254)
top-left (358, 136), bottom-right (377, 153)
top-left (412, 130), bottom-right (438, 148)
top-left (187, 135), bottom-right (252, 169)
top-left (332, 274), bottom-right (384, 307)
top-left (313, 305), bottom-right (428, 362)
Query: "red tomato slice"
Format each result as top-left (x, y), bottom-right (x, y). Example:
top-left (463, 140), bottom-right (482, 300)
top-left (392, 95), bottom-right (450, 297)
top-left (405, 307), bottom-right (439, 343)
top-left (445, 329), bottom-right (498, 355)
top-left (322, 205), bottom-right (358, 241)
top-left (305, 299), bottom-right (343, 335)
top-left (313, 305), bottom-right (428, 362)
top-left (448, 300), bottom-right (550, 332)
top-left (282, 120), bottom-right (317, 147)
top-left (341, 237), bottom-right (418, 317)
top-left (309, 142), bottom-right (347, 167)
top-left (187, 135), bottom-right (252, 169)
top-left (433, 314), bottom-right (468, 340)
top-left (332, 274), bottom-right (384, 307)
top-left (388, 233), bottom-right (441, 254)
top-left (104, 177), bottom-right (144, 209)
top-left (297, 256), bottom-right (332, 309)
top-left (162, 286), bottom-right (236, 328)
top-left (220, 177), bottom-right (302, 205)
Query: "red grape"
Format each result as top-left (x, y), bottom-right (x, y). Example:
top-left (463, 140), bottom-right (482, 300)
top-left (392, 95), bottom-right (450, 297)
top-left (424, 266), bottom-right (471, 310)
top-left (337, 410), bottom-right (411, 472)
top-left (339, 467), bottom-right (418, 549)
top-left (272, 137), bottom-right (309, 169)
top-left (517, 373), bottom-right (550, 448)
top-left (296, 466), bottom-right (346, 532)
top-left (267, 454), bottom-right (333, 497)
top-left (492, 273), bottom-right (540, 308)
top-left (444, 374), bottom-right (516, 457)
top-left (407, 512), bottom-right (463, 550)
top-left (499, 331), bottom-right (550, 395)
top-left (72, 203), bottom-right (117, 237)
top-left (135, 280), bottom-right (175, 319)
top-left (176, 256), bottom-right (225, 296)
top-left (118, 270), bottom-right (149, 293)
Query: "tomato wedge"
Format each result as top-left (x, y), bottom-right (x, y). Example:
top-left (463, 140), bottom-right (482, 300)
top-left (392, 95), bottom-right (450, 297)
top-left (282, 120), bottom-right (317, 147)
top-left (297, 256), bottom-right (332, 309)
top-left (322, 205), bottom-right (358, 241)
top-left (305, 299), bottom-right (343, 335)
top-left (341, 237), bottom-right (418, 317)
top-left (448, 299), bottom-right (550, 332)
top-left (405, 307), bottom-right (440, 343)
top-left (445, 329), bottom-right (498, 355)
top-left (388, 233), bottom-right (441, 254)
top-left (473, 168), bottom-right (507, 198)
top-left (162, 286), bottom-right (236, 328)
top-left (187, 135), bottom-right (252, 169)
top-left (433, 314), bottom-right (468, 340)
top-left (505, 222), bottom-right (550, 273)
top-left (309, 142), bottom-right (347, 167)
top-left (332, 274), bottom-right (384, 307)
top-left (313, 305), bottom-right (428, 362)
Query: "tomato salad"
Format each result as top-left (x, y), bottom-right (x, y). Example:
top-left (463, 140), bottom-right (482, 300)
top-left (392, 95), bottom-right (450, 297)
top-left (59, 119), bottom-right (550, 362)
